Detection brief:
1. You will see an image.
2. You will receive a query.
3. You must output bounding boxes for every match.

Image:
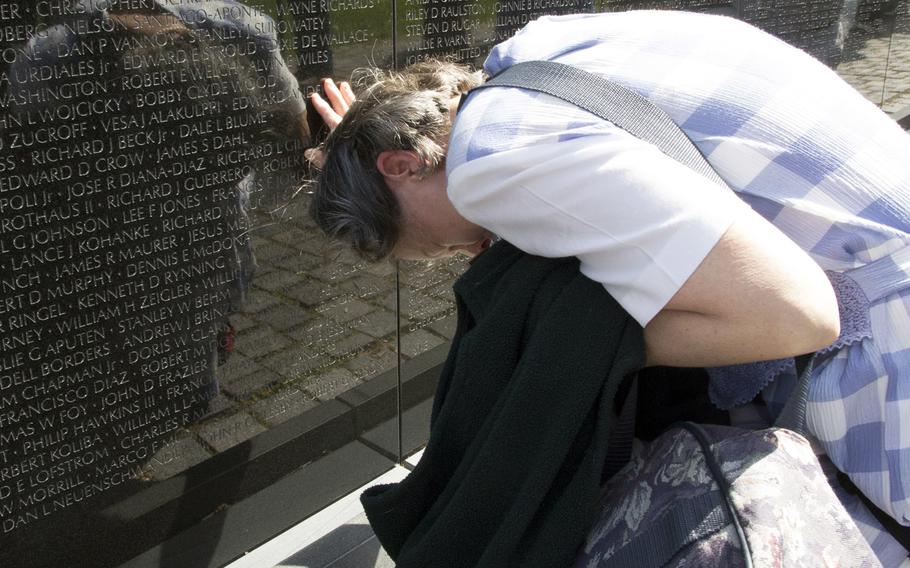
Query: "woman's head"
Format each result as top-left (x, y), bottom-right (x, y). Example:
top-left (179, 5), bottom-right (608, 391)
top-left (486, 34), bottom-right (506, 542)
top-left (309, 60), bottom-right (485, 262)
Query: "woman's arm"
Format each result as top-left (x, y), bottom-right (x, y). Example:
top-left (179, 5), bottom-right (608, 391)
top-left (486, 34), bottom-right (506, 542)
top-left (447, 132), bottom-right (840, 367)
top-left (644, 208), bottom-right (840, 367)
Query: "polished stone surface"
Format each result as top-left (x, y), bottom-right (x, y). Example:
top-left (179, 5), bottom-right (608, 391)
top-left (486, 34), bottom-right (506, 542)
top-left (0, 0), bottom-right (906, 566)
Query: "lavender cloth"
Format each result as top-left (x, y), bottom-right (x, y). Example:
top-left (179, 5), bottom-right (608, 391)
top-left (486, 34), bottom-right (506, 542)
top-left (707, 271), bottom-right (873, 410)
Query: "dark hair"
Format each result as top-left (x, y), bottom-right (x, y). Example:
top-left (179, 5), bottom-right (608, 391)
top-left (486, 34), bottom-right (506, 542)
top-left (309, 60), bottom-right (482, 261)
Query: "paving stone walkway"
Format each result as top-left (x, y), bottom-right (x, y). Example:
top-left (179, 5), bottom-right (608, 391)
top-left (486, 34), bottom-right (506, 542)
top-left (837, 33), bottom-right (910, 113)
top-left (835, 0), bottom-right (910, 115)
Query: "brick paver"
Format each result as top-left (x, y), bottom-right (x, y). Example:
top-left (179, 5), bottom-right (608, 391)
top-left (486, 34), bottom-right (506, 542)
top-left (249, 386), bottom-right (321, 427)
top-left (142, 435), bottom-right (213, 482)
top-left (197, 412), bottom-right (269, 453)
top-left (837, 32), bottom-right (910, 113)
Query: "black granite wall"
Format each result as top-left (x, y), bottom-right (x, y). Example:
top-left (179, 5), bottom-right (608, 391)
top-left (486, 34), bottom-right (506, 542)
top-left (0, 1), bottom-right (905, 566)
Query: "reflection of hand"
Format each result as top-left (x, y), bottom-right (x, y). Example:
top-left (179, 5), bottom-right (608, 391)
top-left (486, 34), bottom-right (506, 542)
top-left (305, 78), bottom-right (355, 168)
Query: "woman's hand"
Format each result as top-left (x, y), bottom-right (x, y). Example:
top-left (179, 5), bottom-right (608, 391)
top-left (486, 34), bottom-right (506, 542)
top-left (305, 78), bottom-right (355, 168)
top-left (311, 78), bottom-right (355, 129)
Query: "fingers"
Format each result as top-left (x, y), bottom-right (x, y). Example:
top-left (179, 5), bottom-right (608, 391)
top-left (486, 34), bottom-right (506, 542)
top-left (322, 78), bottom-right (349, 115)
top-left (310, 91), bottom-right (342, 130)
top-left (310, 78), bottom-right (356, 131)
top-left (321, 84), bottom-right (347, 115)
top-left (325, 79), bottom-right (355, 111)
top-left (307, 78), bottom-right (356, 168)
top-left (338, 81), bottom-right (355, 106)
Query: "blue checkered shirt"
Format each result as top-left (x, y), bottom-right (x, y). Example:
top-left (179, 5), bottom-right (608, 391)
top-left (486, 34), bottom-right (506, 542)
top-left (447, 10), bottom-right (910, 555)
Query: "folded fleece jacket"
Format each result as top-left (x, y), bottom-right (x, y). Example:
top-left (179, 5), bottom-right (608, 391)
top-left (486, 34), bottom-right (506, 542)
top-left (361, 241), bottom-right (646, 568)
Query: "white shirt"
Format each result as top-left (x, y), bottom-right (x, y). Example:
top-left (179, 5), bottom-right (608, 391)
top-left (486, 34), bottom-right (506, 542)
top-left (447, 122), bottom-right (749, 326)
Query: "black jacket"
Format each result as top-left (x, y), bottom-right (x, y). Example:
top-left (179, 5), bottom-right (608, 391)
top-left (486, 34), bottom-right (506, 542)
top-left (362, 242), bottom-right (645, 567)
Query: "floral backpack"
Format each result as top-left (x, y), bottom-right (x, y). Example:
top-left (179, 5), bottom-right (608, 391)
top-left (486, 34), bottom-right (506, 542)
top-left (574, 358), bottom-right (880, 568)
top-left (575, 422), bottom-right (880, 567)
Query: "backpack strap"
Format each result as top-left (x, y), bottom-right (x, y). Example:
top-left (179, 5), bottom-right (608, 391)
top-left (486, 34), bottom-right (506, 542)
top-left (464, 60), bottom-right (730, 190)
top-left (773, 353), bottom-right (815, 435)
top-left (601, 373), bottom-right (638, 484)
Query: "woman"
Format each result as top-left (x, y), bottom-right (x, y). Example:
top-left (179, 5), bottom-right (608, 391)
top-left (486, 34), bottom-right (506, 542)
top-left (308, 11), bottom-right (910, 563)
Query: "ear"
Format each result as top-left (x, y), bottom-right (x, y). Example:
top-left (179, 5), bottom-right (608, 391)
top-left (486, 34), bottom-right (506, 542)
top-left (376, 150), bottom-right (421, 181)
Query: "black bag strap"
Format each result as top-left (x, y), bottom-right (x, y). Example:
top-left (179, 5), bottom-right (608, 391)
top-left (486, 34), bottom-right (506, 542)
top-left (602, 489), bottom-right (731, 568)
top-left (465, 60), bottom-right (731, 190)
top-left (601, 373), bottom-right (638, 484)
top-left (773, 353), bottom-right (815, 435)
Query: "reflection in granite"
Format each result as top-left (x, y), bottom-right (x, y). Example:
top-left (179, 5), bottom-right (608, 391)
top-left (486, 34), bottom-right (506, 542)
top-left (0, 3), bottom-right (308, 554)
top-left (0, 1), bottom-right (399, 564)
top-left (142, 197), bottom-right (463, 483)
